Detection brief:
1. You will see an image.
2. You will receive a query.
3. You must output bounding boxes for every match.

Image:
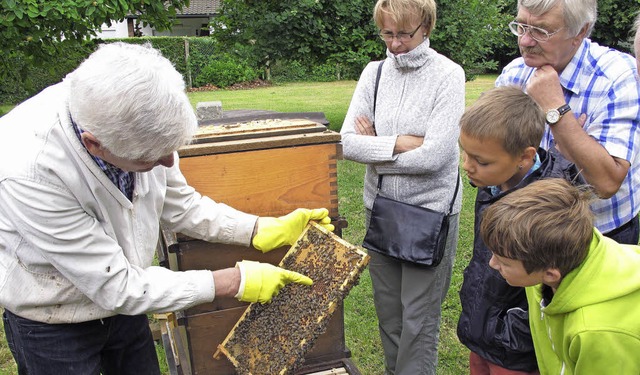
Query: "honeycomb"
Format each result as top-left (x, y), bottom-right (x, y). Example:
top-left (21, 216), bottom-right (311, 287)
top-left (214, 222), bottom-right (369, 375)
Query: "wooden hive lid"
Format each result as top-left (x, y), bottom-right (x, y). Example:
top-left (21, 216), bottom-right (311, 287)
top-left (179, 118), bottom-right (341, 157)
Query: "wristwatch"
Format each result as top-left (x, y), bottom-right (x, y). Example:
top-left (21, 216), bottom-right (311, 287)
top-left (546, 104), bottom-right (571, 125)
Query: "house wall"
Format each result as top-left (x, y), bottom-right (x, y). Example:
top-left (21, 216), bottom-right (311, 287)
top-left (154, 18), bottom-right (212, 37)
top-left (95, 18), bottom-right (211, 39)
top-left (95, 20), bottom-right (153, 39)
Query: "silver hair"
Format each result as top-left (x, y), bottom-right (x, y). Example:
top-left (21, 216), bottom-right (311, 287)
top-left (635, 12), bottom-right (640, 32)
top-left (518, 0), bottom-right (597, 38)
top-left (67, 42), bottom-right (197, 161)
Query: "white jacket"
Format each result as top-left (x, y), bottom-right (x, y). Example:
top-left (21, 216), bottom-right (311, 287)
top-left (0, 82), bottom-right (258, 323)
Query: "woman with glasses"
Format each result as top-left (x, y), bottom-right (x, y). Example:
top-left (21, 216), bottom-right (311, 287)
top-left (340, 0), bottom-right (464, 374)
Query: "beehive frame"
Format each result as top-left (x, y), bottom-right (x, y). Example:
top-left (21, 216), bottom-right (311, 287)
top-left (214, 222), bottom-right (369, 375)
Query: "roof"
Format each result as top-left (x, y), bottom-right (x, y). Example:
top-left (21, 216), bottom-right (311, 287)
top-left (179, 0), bottom-right (221, 16)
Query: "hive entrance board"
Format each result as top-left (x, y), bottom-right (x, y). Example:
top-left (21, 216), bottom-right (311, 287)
top-left (193, 119), bottom-right (326, 144)
top-left (214, 222), bottom-right (369, 375)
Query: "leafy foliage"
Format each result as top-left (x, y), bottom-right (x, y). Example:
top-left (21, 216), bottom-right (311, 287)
top-left (211, 0), bottom-right (513, 81)
top-left (211, 0), bottom-right (384, 80)
top-left (0, 0), bottom-right (189, 75)
top-left (0, 40), bottom-right (97, 104)
top-left (590, 0), bottom-right (640, 53)
top-left (196, 55), bottom-right (258, 88)
top-left (432, 0), bottom-right (512, 80)
top-left (1, 0), bottom-right (636, 101)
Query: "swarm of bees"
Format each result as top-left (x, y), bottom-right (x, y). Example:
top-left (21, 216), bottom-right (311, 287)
top-left (215, 222), bottom-right (369, 375)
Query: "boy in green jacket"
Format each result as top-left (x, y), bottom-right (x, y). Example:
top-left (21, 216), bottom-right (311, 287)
top-left (480, 178), bottom-right (640, 375)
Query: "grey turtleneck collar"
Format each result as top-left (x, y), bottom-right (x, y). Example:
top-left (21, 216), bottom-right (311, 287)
top-left (386, 38), bottom-right (434, 69)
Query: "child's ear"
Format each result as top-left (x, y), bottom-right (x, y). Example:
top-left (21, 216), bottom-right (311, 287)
top-left (542, 268), bottom-right (562, 288)
top-left (519, 146), bottom-right (537, 164)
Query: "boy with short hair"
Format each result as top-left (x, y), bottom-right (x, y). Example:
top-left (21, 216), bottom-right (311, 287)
top-left (481, 178), bottom-right (640, 374)
top-left (456, 85), bottom-right (583, 374)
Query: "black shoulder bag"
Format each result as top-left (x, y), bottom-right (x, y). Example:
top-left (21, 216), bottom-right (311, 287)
top-left (362, 60), bottom-right (460, 267)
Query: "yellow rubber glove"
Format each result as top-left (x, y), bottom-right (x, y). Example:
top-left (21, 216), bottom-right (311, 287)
top-left (235, 260), bottom-right (313, 304)
top-left (252, 208), bottom-right (335, 253)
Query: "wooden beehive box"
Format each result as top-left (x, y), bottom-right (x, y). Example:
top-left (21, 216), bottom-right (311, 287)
top-left (178, 118), bottom-right (341, 218)
top-left (165, 115), bottom-right (354, 374)
top-left (215, 222), bottom-right (369, 375)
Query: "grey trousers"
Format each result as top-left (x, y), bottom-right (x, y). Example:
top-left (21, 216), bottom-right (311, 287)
top-left (367, 213), bottom-right (459, 375)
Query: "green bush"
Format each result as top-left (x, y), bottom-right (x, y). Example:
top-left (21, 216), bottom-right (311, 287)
top-left (270, 60), bottom-right (308, 83)
top-left (186, 38), bottom-right (218, 86)
top-left (1, 35), bottom-right (374, 105)
top-left (309, 63), bottom-right (338, 82)
top-left (0, 40), bottom-right (97, 104)
top-left (196, 56), bottom-right (259, 88)
top-left (270, 42), bottom-right (380, 84)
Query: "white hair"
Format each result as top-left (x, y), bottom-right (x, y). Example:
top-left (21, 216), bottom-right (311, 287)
top-left (518, 0), bottom-right (597, 38)
top-left (67, 42), bottom-right (197, 161)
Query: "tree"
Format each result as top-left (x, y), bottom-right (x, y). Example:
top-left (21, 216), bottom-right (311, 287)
top-left (432, 0), bottom-right (512, 79)
top-left (212, 0), bottom-right (513, 82)
top-left (591, 0), bottom-right (640, 53)
top-left (211, 0), bottom-right (382, 80)
top-left (0, 0), bottom-right (189, 69)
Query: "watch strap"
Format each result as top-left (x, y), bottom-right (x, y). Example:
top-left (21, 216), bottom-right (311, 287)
top-left (557, 103), bottom-right (571, 116)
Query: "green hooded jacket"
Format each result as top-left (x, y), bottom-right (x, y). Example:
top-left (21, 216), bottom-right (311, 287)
top-left (526, 229), bottom-right (640, 374)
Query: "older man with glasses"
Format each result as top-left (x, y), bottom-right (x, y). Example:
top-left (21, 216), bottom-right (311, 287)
top-left (497, 0), bottom-right (640, 246)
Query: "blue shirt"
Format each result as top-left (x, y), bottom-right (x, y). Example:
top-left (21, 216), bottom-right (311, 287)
top-left (70, 118), bottom-right (135, 200)
top-left (496, 39), bottom-right (640, 233)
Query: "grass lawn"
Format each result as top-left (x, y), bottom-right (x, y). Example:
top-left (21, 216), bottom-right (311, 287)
top-left (0, 75), bottom-right (497, 374)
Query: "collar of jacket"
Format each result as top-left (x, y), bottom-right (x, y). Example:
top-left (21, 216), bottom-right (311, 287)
top-left (386, 38), bottom-right (434, 69)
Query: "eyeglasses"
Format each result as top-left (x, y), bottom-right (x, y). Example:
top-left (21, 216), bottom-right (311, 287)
top-left (508, 21), bottom-right (563, 42)
top-left (379, 24), bottom-right (422, 42)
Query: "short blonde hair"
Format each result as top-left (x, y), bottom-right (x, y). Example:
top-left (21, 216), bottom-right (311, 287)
top-left (460, 86), bottom-right (545, 157)
top-left (481, 178), bottom-right (595, 276)
top-left (373, 0), bottom-right (437, 37)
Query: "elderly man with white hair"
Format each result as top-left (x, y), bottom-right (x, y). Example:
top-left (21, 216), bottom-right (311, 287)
top-left (0, 42), bottom-right (333, 374)
top-left (496, 0), bottom-right (640, 245)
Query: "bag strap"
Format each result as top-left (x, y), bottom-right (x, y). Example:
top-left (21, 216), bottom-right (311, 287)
top-left (373, 59), bottom-right (384, 119)
top-left (447, 170), bottom-right (460, 215)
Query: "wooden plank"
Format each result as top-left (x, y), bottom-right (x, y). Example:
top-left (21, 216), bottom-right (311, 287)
top-left (178, 131), bottom-right (342, 157)
top-left (179, 143), bottom-right (340, 218)
top-left (192, 124), bottom-right (326, 145)
top-left (198, 111), bottom-right (329, 127)
top-left (195, 119), bottom-right (320, 137)
top-left (305, 368), bottom-right (348, 375)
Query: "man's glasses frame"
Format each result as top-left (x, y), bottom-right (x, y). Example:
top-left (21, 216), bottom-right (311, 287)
top-left (508, 21), bottom-right (563, 42)
top-left (379, 24), bottom-right (422, 42)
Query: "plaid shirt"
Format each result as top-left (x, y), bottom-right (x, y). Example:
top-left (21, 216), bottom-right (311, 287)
top-left (496, 39), bottom-right (640, 233)
top-left (70, 119), bottom-right (135, 201)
